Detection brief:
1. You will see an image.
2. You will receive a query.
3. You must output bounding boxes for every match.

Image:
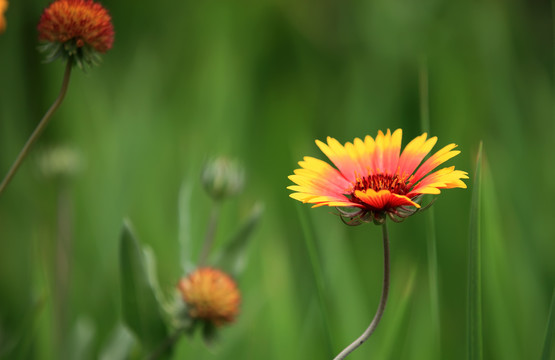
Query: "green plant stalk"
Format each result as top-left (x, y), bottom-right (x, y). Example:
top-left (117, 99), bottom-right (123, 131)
top-left (199, 201), bottom-right (221, 266)
top-left (467, 142), bottom-right (483, 360)
top-left (0, 60), bottom-right (73, 197)
top-left (178, 180), bottom-right (194, 272)
top-left (419, 56), bottom-right (442, 359)
top-left (334, 222), bottom-right (390, 360)
top-left (296, 205), bottom-right (334, 357)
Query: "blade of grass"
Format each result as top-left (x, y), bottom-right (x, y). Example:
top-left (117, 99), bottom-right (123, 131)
top-left (419, 55), bottom-right (441, 359)
top-left (296, 204), bottom-right (335, 358)
top-left (467, 141), bottom-right (483, 360)
top-left (375, 265), bottom-right (418, 359)
top-left (481, 162), bottom-right (520, 359)
top-left (541, 288), bottom-right (555, 360)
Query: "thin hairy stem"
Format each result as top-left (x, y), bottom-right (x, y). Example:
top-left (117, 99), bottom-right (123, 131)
top-left (199, 201), bottom-right (221, 265)
top-left (0, 60), bottom-right (73, 197)
top-left (333, 222), bottom-right (390, 360)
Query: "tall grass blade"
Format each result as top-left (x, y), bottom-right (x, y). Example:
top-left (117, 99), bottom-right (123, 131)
top-left (375, 266), bottom-right (418, 359)
top-left (296, 204), bottom-right (335, 358)
top-left (419, 56), bottom-right (441, 359)
top-left (541, 288), bottom-right (555, 360)
top-left (467, 142), bottom-right (483, 360)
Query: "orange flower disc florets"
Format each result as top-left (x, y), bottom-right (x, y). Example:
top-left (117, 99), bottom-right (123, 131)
top-left (38, 0), bottom-right (114, 53)
top-left (178, 268), bottom-right (241, 327)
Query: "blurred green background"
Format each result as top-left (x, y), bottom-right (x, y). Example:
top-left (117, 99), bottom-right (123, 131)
top-left (0, 0), bottom-right (554, 359)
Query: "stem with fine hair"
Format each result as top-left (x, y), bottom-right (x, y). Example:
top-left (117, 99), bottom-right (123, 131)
top-left (199, 201), bottom-right (221, 266)
top-left (0, 59), bottom-right (73, 197)
top-left (333, 222), bottom-right (390, 360)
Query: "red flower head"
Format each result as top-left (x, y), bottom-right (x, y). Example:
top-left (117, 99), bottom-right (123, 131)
top-left (37, 0), bottom-right (114, 67)
top-left (177, 267), bottom-right (241, 327)
top-left (288, 129), bottom-right (468, 225)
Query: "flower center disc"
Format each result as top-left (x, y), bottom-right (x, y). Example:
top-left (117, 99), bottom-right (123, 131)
top-left (352, 174), bottom-right (410, 195)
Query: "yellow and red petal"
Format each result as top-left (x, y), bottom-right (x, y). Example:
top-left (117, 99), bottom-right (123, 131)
top-left (316, 137), bottom-right (361, 182)
top-left (397, 133), bottom-right (438, 178)
top-left (374, 129), bottom-right (402, 176)
top-left (408, 166), bottom-right (469, 196)
top-left (410, 143), bottom-right (460, 185)
top-left (354, 189), bottom-right (420, 211)
top-left (288, 191), bottom-right (361, 208)
top-left (290, 156), bottom-right (350, 191)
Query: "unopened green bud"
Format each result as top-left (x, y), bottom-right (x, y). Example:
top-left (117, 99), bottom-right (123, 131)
top-left (201, 157), bottom-right (244, 201)
top-left (38, 145), bottom-right (83, 179)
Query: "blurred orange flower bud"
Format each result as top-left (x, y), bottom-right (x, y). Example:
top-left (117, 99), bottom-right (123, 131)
top-left (178, 267), bottom-right (240, 327)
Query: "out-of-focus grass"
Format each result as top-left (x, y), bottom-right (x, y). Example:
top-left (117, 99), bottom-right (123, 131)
top-left (0, 0), bottom-right (554, 359)
top-left (467, 142), bottom-right (483, 360)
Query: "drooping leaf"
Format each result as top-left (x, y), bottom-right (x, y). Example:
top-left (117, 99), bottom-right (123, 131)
top-left (119, 220), bottom-right (169, 357)
top-left (467, 141), bottom-right (483, 360)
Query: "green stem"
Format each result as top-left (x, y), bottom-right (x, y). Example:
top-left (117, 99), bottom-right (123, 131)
top-left (199, 201), bottom-right (221, 266)
top-left (333, 222), bottom-right (390, 360)
top-left (0, 60), bottom-right (73, 197)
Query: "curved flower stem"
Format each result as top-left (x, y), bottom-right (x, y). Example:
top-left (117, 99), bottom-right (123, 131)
top-left (333, 222), bottom-right (390, 360)
top-left (0, 59), bottom-right (73, 197)
top-left (199, 201), bottom-right (221, 265)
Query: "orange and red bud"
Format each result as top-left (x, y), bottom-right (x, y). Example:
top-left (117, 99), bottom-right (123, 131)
top-left (37, 0), bottom-right (114, 67)
top-left (177, 267), bottom-right (240, 327)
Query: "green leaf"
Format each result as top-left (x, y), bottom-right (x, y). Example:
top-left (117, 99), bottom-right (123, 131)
top-left (98, 323), bottom-right (136, 360)
top-left (0, 295), bottom-right (47, 360)
top-left (541, 288), bottom-right (555, 360)
top-left (467, 141), bottom-right (483, 360)
top-left (213, 202), bottom-right (263, 277)
top-left (66, 317), bottom-right (95, 360)
top-left (119, 220), bottom-right (169, 357)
